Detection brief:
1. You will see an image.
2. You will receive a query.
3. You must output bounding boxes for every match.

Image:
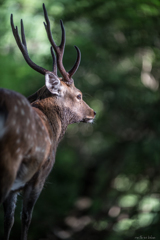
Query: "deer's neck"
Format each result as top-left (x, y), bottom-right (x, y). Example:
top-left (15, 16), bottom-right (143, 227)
top-left (32, 97), bottom-right (70, 144)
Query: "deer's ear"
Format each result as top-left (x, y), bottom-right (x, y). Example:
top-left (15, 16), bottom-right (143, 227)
top-left (45, 72), bottom-right (61, 95)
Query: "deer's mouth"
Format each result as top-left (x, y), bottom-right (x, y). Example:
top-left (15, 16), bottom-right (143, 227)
top-left (81, 118), bottom-right (94, 123)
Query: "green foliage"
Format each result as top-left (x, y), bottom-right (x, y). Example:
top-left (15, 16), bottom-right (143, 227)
top-left (1, 0), bottom-right (160, 239)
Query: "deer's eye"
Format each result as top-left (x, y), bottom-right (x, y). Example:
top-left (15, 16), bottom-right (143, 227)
top-left (77, 94), bottom-right (82, 100)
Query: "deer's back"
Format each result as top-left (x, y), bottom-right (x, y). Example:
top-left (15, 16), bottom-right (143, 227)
top-left (0, 88), bottom-right (52, 191)
top-left (0, 88), bottom-right (36, 153)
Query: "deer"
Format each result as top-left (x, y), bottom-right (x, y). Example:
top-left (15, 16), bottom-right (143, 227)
top-left (0, 3), bottom-right (96, 240)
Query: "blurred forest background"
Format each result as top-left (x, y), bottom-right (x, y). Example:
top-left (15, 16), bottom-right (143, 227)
top-left (1, 0), bottom-right (160, 239)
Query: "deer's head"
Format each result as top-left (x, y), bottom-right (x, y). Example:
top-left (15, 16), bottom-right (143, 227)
top-left (11, 4), bottom-right (96, 124)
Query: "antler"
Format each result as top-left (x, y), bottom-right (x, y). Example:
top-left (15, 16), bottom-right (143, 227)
top-left (10, 14), bottom-right (57, 75)
top-left (43, 3), bottom-right (81, 84)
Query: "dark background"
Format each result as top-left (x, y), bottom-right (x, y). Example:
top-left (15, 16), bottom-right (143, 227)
top-left (0, 0), bottom-right (160, 239)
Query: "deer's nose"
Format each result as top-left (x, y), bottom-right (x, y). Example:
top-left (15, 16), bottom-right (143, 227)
top-left (94, 111), bottom-right (96, 116)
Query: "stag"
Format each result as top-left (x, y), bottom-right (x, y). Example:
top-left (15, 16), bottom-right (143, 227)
top-left (0, 3), bottom-right (96, 240)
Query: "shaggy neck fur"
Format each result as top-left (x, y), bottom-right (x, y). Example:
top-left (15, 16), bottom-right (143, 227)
top-left (31, 87), bottom-right (77, 144)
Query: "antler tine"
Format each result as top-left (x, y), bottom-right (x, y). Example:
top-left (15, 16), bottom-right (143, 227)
top-left (59, 19), bottom-right (65, 51)
top-left (68, 46), bottom-right (81, 78)
top-left (10, 14), bottom-right (48, 75)
top-left (20, 19), bottom-right (27, 51)
top-left (51, 46), bottom-right (57, 75)
top-left (43, 4), bottom-right (57, 50)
